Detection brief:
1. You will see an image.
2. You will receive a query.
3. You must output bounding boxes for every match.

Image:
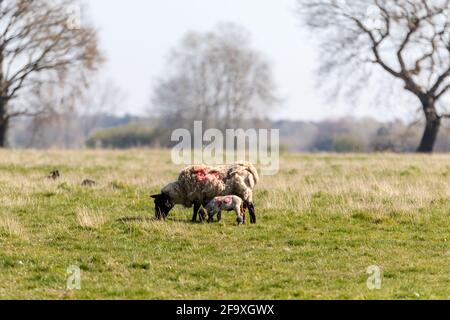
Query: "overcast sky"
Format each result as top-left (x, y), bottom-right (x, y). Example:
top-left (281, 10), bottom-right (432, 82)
top-left (88, 0), bottom-right (406, 121)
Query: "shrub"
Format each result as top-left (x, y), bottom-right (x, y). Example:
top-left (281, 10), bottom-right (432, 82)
top-left (86, 125), bottom-right (159, 149)
top-left (331, 135), bottom-right (364, 153)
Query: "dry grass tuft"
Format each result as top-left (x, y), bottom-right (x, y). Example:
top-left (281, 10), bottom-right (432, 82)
top-left (0, 214), bottom-right (25, 237)
top-left (76, 208), bottom-right (106, 229)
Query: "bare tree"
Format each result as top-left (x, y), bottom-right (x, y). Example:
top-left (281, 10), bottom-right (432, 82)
top-left (298, 0), bottom-right (450, 152)
top-left (152, 23), bottom-right (278, 132)
top-left (14, 76), bottom-right (123, 149)
top-left (0, 0), bottom-right (102, 147)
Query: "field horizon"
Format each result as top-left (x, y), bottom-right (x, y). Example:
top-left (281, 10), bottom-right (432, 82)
top-left (0, 150), bottom-right (449, 299)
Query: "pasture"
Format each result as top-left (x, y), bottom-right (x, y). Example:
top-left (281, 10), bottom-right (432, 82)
top-left (0, 150), bottom-right (448, 299)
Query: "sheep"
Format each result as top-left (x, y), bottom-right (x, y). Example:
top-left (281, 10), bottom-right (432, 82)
top-left (205, 195), bottom-right (246, 225)
top-left (151, 162), bottom-right (259, 224)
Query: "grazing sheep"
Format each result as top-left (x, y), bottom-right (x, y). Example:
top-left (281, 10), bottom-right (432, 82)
top-left (151, 162), bottom-right (259, 224)
top-left (205, 195), bottom-right (246, 225)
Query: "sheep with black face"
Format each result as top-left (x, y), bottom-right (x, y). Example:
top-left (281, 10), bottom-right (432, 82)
top-left (151, 162), bottom-right (259, 224)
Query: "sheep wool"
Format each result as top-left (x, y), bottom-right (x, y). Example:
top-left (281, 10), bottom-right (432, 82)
top-left (161, 162), bottom-right (259, 208)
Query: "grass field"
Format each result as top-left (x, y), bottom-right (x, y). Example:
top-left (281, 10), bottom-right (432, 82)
top-left (0, 150), bottom-right (449, 300)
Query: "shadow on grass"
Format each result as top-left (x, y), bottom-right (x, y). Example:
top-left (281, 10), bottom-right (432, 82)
top-left (117, 216), bottom-right (204, 224)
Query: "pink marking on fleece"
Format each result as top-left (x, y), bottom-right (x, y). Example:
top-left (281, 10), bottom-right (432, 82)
top-left (193, 167), bottom-right (223, 184)
top-left (215, 196), bottom-right (232, 207)
top-left (222, 196), bottom-right (232, 205)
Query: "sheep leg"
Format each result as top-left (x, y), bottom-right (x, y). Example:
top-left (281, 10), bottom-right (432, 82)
top-left (234, 205), bottom-right (242, 222)
top-left (217, 211), bottom-right (222, 222)
top-left (246, 201), bottom-right (256, 224)
top-left (199, 209), bottom-right (206, 223)
top-left (192, 202), bottom-right (200, 222)
top-left (207, 210), bottom-right (215, 223)
top-left (240, 204), bottom-right (246, 224)
top-left (197, 204), bottom-right (206, 223)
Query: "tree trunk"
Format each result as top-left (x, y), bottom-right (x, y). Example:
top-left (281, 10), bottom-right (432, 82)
top-left (0, 119), bottom-right (7, 148)
top-left (0, 99), bottom-right (9, 148)
top-left (417, 100), bottom-right (440, 153)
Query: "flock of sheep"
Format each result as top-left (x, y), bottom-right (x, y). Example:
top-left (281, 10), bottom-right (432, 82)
top-left (151, 162), bottom-right (259, 225)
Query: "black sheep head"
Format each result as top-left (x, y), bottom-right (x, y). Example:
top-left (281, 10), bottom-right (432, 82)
top-left (151, 193), bottom-right (174, 219)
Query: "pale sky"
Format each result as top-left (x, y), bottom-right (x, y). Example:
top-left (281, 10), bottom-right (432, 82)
top-left (88, 0), bottom-right (405, 121)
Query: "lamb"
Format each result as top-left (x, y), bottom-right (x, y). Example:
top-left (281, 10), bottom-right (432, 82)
top-left (205, 195), bottom-right (246, 225)
top-left (151, 162), bottom-right (259, 224)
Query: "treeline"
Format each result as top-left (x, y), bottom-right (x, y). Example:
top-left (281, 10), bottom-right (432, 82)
top-left (10, 114), bottom-right (450, 153)
top-left (277, 118), bottom-right (431, 153)
top-left (86, 124), bottom-right (162, 149)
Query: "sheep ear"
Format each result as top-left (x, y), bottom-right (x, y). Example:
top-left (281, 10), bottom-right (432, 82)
top-left (151, 194), bottom-right (161, 199)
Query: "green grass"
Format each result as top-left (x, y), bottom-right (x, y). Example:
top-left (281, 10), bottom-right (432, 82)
top-left (0, 150), bottom-right (449, 299)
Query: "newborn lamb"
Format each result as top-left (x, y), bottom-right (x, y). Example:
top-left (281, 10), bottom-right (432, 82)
top-left (205, 195), bottom-right (246, 225)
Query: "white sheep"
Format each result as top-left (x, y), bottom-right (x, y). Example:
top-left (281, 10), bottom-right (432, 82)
top-left (205, 195), bottom-right (245, 225)
top-left (151, 162), bottom-right (259, 223)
